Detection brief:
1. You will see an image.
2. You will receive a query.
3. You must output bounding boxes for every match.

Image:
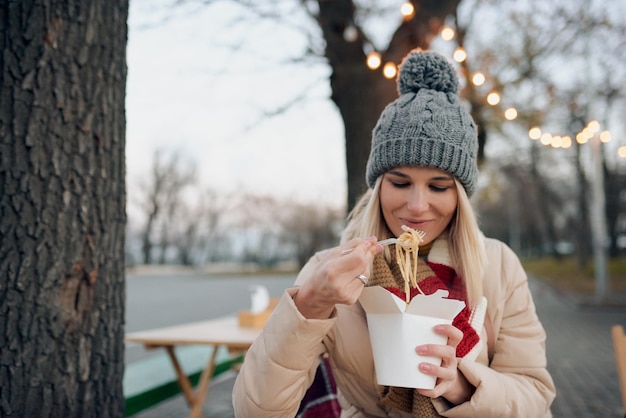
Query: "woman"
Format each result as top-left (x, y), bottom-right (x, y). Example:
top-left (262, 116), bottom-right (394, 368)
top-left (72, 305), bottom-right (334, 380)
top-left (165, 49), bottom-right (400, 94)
top-left (232, 50), bottom-right (555, 417)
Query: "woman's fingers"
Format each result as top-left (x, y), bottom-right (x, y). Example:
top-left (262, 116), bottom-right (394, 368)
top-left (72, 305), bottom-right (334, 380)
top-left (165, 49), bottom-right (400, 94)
top-left (332, 237), bottom-right (382, 287)
top-left (415, 324), bottom-right (463, 398)
top-left (295, 237), bottom-right (382, 318)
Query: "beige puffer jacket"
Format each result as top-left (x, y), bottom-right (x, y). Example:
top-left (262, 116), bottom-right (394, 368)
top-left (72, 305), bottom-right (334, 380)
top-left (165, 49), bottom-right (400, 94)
top-left (232, 237), bottom-right (556, 417)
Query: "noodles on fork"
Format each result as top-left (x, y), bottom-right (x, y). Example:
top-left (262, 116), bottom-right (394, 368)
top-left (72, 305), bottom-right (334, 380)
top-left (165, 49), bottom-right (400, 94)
top-left (394, 225), bottom-right (426, 303)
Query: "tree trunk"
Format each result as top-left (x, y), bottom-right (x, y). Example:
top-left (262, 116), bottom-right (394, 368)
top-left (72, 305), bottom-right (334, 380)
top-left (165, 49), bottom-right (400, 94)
top-left (0, 1), bottom-right (128, 416)
top-left (575, 142), bottom-right (592, 265)
top-left (605, 159), bottom-right (624, 258)
top-left (316, 0), bottom-right (462, 211)
top-left (529, 143), bottom-right (559, 255)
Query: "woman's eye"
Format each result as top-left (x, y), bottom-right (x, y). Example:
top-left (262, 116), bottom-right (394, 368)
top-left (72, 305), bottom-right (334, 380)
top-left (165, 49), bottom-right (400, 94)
top-left (391, 181), bottom-right (410, 188)
top-left (430, 185), bottom-right (450, 192)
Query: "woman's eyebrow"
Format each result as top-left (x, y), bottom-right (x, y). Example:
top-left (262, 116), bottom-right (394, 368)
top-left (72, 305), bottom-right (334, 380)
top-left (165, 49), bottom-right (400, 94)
top-left (431, 175), bottom-right (454, 181)
top-left (387, 169), bottom-right (410, 178)
top-left (387, 169), bottom-right (454, 181)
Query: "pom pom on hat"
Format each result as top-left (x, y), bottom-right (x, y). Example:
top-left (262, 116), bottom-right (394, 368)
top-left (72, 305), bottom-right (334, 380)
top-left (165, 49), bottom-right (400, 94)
top-left (365, 50), bottom-right (479, 196)
top-left (397, 51), bottom-right (459, 96)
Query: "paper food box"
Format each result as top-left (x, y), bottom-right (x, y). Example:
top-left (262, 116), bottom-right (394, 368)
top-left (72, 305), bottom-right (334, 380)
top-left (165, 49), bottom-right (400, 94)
top-left (359, 287), bottom-right (465, 389)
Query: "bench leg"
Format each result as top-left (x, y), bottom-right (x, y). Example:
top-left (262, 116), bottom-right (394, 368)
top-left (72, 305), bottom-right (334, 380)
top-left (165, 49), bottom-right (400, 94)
top-left (189, 347), bottom-right (220, 418)
top-left (165, 346), bottom-right (197, 407)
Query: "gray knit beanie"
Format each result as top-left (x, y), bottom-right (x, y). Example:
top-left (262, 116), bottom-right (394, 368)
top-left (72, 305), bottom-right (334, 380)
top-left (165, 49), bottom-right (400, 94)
top-left (366, 50), bottom-right (478, 196)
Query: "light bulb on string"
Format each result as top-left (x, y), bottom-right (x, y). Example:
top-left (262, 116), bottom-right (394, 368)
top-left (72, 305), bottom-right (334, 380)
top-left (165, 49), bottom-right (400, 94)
top-left (529, 127), bottom-right (541, 140)
top-left (453, 47), bottom-right (466, 62)
top-left (504, 107), bottom-right (517, 120)
top-left (472, 72), bottom-right (485, 86)
top-left (561, 136), bottom-right (572, 148)
top-left (587, 120), bottom-right (600, 134)
top-left (486, 91), bottom-right (501, 106)
top-left (400, 2), bottom-right (415, 20)
top-left (383, 62), bottom-right (397, 79)
top-left (366, 52), bottom-right (381, 70)
top-left (440, 26), bottom-right (455, 41)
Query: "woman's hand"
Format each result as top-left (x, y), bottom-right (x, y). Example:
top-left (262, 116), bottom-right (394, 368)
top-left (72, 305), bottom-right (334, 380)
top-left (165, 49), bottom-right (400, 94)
top-left (293, 237), bottom-right (382, 320)
top-left (416, 324), bottom-right (475, 405)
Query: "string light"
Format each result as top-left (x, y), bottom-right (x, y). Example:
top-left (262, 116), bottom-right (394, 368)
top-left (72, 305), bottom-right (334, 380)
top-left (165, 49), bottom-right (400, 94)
top-left (551, 135), bottom-right (563, 148)
top-left (587, 120), bottom-right (600, 134)
top-left (486, 91), bottom-right (501, 105)
top-left (453, 47), bottom-right (467, 62)
top-left (540, 133), bottom-right (552, 145)
top-left (561, 135), bottom-right (572, 148)
top-left (472, 72), bottom-right (485, 86)
top-left (383, 62), bottom-right (397, 79)
top-left (440, 26), bottom-right (455, 41)
top-left (366, 52), bottom-right (381, 70)
top-left (529, 127), bottom-right (542, 140)
top-left (600, 130), bottom-right (611, 143)
top-left (363, 4), bottom-right (624, 158)
top-left (504, 107), bottom-right (518, 120)
top-left (576, 131), bottom-right (589, 144)
top-left (531, 120), bottom-right (618, 156)
top-left (400, 2), bottom-right (415, 19)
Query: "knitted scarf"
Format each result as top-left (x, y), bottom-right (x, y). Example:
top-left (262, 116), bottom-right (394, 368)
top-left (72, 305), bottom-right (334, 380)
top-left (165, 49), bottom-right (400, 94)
top-left (367, 245), bottom-right (480, 417)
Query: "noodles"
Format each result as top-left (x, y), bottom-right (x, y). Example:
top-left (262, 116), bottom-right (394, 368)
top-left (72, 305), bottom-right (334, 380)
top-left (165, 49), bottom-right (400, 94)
top-left (394, 225), bottom-right (426, 303)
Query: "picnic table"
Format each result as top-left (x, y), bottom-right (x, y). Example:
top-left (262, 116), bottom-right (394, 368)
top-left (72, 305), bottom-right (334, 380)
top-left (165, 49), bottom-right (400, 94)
top-left (125, 316), bottom-right (261, 418)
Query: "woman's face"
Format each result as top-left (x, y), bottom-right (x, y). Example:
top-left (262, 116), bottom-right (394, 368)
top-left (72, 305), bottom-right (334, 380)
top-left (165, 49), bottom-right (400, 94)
top-left (380, 166), bottom-right (458, 245)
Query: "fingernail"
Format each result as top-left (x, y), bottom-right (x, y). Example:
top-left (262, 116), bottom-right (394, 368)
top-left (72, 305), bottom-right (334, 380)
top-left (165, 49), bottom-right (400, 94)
top-left (416, 345), bottom-right (428, 354)
top-left (434, 325), bottom-right (445, 332)
top-left (419, 363), bottom-right (432, 372)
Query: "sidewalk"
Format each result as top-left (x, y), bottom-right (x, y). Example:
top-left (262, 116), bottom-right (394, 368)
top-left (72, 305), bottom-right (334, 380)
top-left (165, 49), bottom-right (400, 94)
top-left (134, 277), bottom-right (626, 418)
top-left (531, 278), bottom-right (625, 417)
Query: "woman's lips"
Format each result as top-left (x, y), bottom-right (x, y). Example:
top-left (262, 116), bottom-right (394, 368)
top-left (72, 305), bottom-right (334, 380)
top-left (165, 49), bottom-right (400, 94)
top-left (400, 219), bottom-right (427, 230)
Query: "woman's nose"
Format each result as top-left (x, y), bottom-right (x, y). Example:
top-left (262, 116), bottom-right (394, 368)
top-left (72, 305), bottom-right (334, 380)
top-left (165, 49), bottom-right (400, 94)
top-left (406, 189), bottom-right (428, 212)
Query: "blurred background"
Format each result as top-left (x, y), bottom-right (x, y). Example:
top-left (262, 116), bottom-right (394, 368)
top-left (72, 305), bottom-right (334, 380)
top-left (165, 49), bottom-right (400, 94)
top-left (4, 1), bottom-right (625, 417)
top-left (121, 1), bottom-right (626, 416)
top-left (125, 0), bottom-right (626, 301)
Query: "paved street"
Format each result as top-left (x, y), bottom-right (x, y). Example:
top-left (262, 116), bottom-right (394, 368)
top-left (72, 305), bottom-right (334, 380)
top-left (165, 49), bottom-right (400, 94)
top-left (532, 279), bottom-right (625, 417)
top-left (126, 271), bottom-right (626, 418)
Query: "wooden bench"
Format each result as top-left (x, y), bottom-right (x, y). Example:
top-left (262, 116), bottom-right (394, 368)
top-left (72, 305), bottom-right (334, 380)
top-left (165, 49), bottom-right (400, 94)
top-left (125, 316), bottom-right (261, 418)
top-left (613, 324), bottom-right (626, 418)
top-left (123, 344), bottom-right (242, 416)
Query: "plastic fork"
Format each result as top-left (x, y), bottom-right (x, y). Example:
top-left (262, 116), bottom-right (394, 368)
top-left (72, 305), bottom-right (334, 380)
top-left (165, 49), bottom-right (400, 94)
top-left (376, 237), bottom-right (398, 246)
top-left (340, 238), bottom-right (397, 255)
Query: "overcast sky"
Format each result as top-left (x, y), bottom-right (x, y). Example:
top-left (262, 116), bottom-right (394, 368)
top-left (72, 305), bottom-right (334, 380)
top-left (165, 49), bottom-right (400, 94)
top-left (126, 1), bottom-right (348, 209)
top-left (125, 0), bottom-right (626, 217)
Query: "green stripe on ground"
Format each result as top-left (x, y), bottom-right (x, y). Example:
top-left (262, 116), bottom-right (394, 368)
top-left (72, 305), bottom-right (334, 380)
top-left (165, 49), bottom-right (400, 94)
top-left (124, 347), bottom-right (244, 416)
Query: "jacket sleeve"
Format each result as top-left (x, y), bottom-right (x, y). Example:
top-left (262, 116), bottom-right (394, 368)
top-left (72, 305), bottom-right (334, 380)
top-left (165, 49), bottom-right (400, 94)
top-left (232, 258), bottom-right (337, 417)
top-left (433, 241), bottom-right (556, 417)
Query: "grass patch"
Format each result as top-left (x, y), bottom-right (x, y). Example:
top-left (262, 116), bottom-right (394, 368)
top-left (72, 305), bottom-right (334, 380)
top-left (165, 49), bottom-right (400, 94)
top-left (521, 256), bottom-right (626, 295)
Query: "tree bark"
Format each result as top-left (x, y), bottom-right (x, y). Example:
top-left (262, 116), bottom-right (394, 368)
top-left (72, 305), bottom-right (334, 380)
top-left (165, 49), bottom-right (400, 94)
top-left (0, 1), bottom-right (128, 416)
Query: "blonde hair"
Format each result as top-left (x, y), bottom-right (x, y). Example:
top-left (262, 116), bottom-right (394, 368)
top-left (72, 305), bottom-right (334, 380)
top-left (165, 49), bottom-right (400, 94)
top-left (449, 179), bottom-right (485, 307)
top-left (341, 177), bottom-right (485, 307)
top-left (341, 178), bottom-right (385, 244)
